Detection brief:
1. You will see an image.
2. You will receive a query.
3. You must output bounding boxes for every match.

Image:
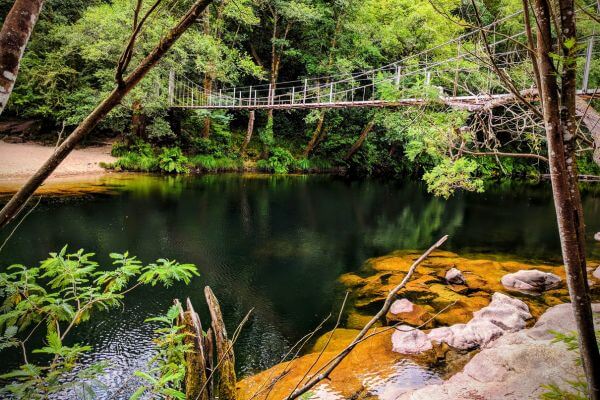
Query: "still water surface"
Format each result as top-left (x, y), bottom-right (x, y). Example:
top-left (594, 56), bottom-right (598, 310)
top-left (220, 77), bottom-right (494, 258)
top-left (1, 174), bottom-right (599, 396)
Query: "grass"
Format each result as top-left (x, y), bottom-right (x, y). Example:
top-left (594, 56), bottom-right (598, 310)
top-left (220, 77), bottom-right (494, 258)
top-left (188, 155), bottom-right (243, 172)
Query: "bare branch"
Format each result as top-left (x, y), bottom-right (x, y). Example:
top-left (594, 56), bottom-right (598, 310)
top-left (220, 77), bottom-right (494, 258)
top-left (286, 235), bottom-right (449, 399)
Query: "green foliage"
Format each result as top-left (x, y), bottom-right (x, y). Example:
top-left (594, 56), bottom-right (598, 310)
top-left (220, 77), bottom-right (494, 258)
top-left (0, 247), bottom-right (199, 399)
top-left (257, 147), bottom-right (296, 174)
top-left (423, 158), bottom-right (484, 198)
top-left (189, 155), bottom-right (243, 172)
top-left (132, 305), bottom-right (189, 400)
top-left (157, 147), bottom-right (189, 174)
top-left (148, 117), bottom-right (176, 142)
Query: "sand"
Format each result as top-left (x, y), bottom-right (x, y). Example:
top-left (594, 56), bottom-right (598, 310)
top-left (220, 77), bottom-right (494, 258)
top-left (0, 141), bottom-right (115, 181)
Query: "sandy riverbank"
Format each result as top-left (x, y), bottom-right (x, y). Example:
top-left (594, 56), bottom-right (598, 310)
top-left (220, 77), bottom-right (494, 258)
top-left (0, 141), bottom-right (119, 195)
top-left (0, 141), bottom-right (116, 181)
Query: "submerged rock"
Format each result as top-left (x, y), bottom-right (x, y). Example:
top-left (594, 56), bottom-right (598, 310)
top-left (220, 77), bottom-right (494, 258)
top-left (445, 267), bottom-right (466, 285)
top-left (501, 269), bottom-right (561, 293)
top-left (387, 299), bottom-right (432, 327)
top-left (394, 303), bottom-right (600, 400)
top-left (392, 293), bottom-right (531, 354)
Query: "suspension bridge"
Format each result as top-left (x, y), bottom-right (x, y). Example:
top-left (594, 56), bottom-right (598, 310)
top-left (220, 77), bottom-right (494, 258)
top-left (168, 11), bottom-right (599, 112)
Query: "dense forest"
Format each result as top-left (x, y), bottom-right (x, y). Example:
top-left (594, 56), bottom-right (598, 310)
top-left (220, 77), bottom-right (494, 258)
top-left (1, 0), bottom-right (600, 398)
top-left (1, 0), bottom-right (598, 197)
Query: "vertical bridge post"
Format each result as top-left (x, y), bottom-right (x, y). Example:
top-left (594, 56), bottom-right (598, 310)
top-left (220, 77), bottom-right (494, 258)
top-left (582, 36), bottom-right (594, 92)
top-left (303, 79), bottom-right (307, 104)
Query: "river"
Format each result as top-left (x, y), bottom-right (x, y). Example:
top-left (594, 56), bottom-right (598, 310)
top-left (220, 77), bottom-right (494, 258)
top-left (1, 173), bottom-right (599, 397)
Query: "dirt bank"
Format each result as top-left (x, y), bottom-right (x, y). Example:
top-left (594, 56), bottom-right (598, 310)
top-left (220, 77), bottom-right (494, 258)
top-left (0, 141), bottom-right (115, 181)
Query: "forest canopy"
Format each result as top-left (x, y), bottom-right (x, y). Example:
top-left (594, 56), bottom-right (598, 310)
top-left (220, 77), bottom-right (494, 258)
top-left (0, 0), bottom-right (598, 196)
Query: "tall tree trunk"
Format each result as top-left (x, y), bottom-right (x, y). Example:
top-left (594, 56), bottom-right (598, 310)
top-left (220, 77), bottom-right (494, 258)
top-left (533, 0), bottom-right (600, 396)
top-left (302, 12), bottom-right (343, 157)
top-left (130, 99), bottom-right (146, 144)
top-left (304, 110), bottom-right (325, 157)
top-left (345, 118), bottom-right (375, 160)
top-left (202, 75), bottom-right (212, 138)
top-left (0, 0), bottom-right (214, 229)
top-left (0, 0), bottom-right (45, 115)
top-left (241, 110), bottom-right (255, 155)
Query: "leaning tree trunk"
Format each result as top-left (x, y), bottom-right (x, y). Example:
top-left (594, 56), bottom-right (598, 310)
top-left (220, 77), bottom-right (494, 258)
top-left (533, 0), bottom-right (600, 396)
top-left (241, 110), bottom-right (255, 156)
top-left (345, 118), bottom-right (375, 160)
top-left (304, 110), bottom-right (326, 157)
top-left (0, 0), bottom-right (45, 115)
top-left (0, 0), bottom-right (214, 229)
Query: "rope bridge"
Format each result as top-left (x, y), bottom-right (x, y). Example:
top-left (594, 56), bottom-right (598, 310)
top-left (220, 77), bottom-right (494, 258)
top-left (168, 11), bottom-right (599, 111)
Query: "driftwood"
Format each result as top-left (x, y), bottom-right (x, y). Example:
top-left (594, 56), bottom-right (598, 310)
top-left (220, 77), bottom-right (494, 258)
top-left (204, 286), bottom-right (237, 400)
top-left (173, 288), bottom-right (251, 400)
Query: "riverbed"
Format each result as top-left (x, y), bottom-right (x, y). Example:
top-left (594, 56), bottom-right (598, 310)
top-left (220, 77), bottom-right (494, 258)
top-left (1, 173), bottom-right (599, 397)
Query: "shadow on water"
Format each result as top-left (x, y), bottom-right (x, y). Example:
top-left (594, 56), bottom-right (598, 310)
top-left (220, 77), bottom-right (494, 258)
top-left (1, 173), bottom-right (599, 395)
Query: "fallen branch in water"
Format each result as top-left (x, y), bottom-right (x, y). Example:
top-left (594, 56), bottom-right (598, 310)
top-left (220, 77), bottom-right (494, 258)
top-left (285, 235), bottom-right (449, 399)
top-left (249, 313), bottom-right (332, 400)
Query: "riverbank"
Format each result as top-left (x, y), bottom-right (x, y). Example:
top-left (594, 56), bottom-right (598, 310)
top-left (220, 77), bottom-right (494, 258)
top-left (0, 141), bottom-right (115, 181)
top-left (237, 250), bottom-right (600, 399)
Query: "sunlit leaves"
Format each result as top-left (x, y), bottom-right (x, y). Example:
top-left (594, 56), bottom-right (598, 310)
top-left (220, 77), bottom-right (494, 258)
top-left (133, 305), bottom-right (189, 399)
top-left (138, 259), bottom-right (199, 287)
top-left (0, 247), bottom-right (199, 398)
top-left (423, 158), bottom-right (485, 198)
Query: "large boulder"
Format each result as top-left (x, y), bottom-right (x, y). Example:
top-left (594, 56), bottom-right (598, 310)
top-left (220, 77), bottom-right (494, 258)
top-left (391, 325), bottom-right (433, 354)
top-left (392, 293), bottom-right (531, 354)
top-left (392, 303), bottom-right (600, 400)
top-left (500, 269), bottom-right (561, 293)
top-left (445, 268), bottom-right (466, 285)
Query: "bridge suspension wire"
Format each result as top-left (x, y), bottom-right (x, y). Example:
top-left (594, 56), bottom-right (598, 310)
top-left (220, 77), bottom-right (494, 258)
top-left (168, 8), bottom-right (599, 111)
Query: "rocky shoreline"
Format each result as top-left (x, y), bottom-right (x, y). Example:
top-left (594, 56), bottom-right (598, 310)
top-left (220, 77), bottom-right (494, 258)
top-left (236, 250), bottom-right (600, 399)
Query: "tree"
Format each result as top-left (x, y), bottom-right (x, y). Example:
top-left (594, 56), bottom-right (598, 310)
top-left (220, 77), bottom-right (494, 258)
top-left (0, 0), bottom-right (45, 115)
top-left (0, 0), bottom-right (215, 229)
top-left (526, 0), bottom-right (600, 395)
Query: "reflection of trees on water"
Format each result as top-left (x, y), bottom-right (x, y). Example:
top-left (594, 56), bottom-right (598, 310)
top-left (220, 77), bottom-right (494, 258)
top-left (3, 174), bottom-right (600, 376)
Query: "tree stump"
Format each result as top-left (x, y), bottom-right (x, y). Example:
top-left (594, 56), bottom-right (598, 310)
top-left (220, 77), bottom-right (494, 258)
top-left (204, 286), bottom-right (237, 400)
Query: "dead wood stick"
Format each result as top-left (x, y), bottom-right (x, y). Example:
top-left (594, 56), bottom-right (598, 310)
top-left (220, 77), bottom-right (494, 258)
top-left (196, 307), bottom-right (253, 400)
top-left (288, 291), bottom-right (350, 396)
top-left (286, 235), bottom-right (449, 399)
top-left (248, 314), bottom-right (332, 400)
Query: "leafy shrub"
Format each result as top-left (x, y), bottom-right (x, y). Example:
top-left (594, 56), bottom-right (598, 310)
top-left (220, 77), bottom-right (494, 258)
top-left (423, 158), bottom-right (484, 198)
top-left (295, 158), bottom-right (311, 171)
top-left (106, 151), bottom-right (159, 172)
top-left (147, 117), bottom-right (175, 142)
top-left (257, 147), bottom-right (295, 174)
top-left (189, 155), bottom-right (243, 172)
top-left (0, 247), bottom-right (198, 398)
top-left (157, 147), bottom-right (189, 174)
